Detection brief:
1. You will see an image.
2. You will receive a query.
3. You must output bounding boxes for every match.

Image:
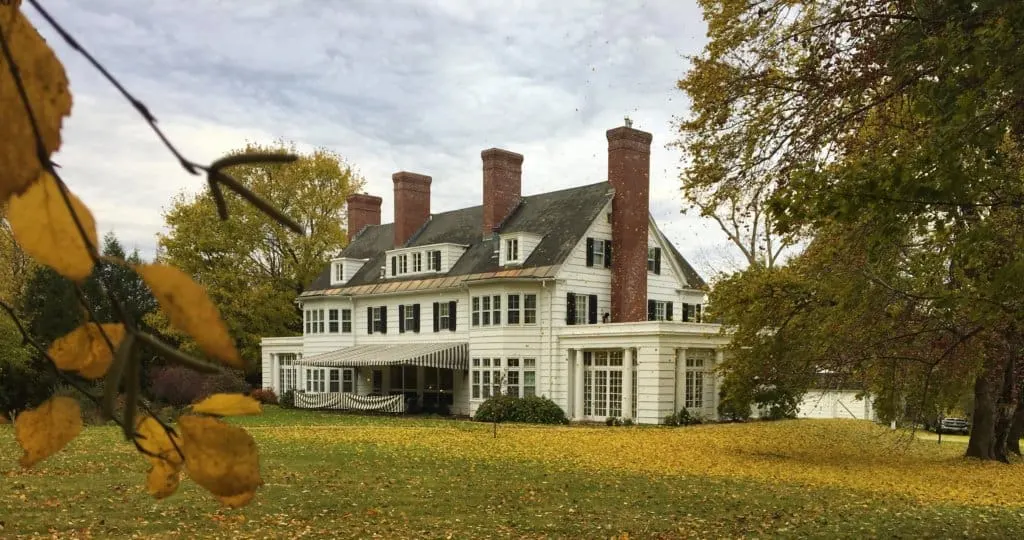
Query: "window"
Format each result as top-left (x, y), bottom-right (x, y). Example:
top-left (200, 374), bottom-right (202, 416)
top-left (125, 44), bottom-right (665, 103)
top-left (341, 309), bottom-right (352, 333)
top-left (491, 295), bottom-right (501, 325)
top-left (506, 238), bottom-right (519, 262)
top-left (435, 301), bottom-right (452, 331)
top-left (318, 309), bottom-right (324, 333)
top-left (583, 350), bottom-right (624, 418)
top-left (399, 254), bottom-right (408, 274)
top-left (682, 303), bottom-right (702, 323)
top-left (524, 294), bottom-right (537, 324)
top-left (648, 300), bottom-right (673, 321)
top-left (304, 310), bottom-right (311, 334)
top-left (305, 368), bottom-right (325, 392)
top-left (685, 356), bottom-right (705, 409)
top-left (333, 262), bottom-right (344, 283)
top-left (647, 247), bottom-right (661, 274)
top-left (391, 255), bottom-right (397, 276)
top-left (328, 309), bottom-right (339, 333)
top-left (412, 252), bottom-right (422, 272)
top-left (472, 358), bottom-right (503, 399)
top-left (329, 369), bottom-right (340, 392)
top-left (505, 358), bottom-right (536, 398)
top-left (472, 297), bottom-right (480, 327)
top-left (340, 369), bottom-right (354, 393)
top-left (592, 239), bottom-right (605, 267)
top-left (426, 250), bottom-right (441, 271)
top-left (277, 353), bottom-right (297, 393)
top-left (306, 309), bottom-right (326, 334)
top-left (573, 294), bottom-right (588, 325)
top-left (399, 303), bottom-right (418, 333)
top-left (481, 296), bottom-right (491, 326)
top-left (586, 238), bottom-right (612, 268)
top-left (370, 306), bottom-right (386, 334)
top-left (507, 294), bottom-right (520, 324)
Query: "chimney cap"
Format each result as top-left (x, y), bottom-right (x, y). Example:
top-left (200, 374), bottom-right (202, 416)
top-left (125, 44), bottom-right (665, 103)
top-left (481, 148), bottom-right (524, 164)
top-left (347, 192), bottom-right (383, 205)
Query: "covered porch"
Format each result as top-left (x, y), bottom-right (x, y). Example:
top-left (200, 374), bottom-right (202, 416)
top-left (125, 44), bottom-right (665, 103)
top-left (294, 342), bottom-right (469, 415)
top-left (559, 322), bottom-right (730, 424)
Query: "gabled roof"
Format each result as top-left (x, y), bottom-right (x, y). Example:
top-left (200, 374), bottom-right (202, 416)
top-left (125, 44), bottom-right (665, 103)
top-left (305, 181), bottom-right (615, 293)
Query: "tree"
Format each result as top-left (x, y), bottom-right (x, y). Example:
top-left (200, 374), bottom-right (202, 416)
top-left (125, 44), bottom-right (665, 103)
top-left (679, 0), bottom-right (1024, 460)
top-left (155, 140), bottom-right (364, 368)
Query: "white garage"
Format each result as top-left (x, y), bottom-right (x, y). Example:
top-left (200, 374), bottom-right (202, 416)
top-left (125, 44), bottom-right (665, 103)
top-left (798, 389), bottom-right (875, 420)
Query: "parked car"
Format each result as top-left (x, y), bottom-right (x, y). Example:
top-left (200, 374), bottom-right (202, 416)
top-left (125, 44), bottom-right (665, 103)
top-left (933, 417), bottom-right (970, 435)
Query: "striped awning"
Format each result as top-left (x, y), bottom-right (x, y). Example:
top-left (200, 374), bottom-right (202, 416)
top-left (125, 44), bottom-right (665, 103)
top-left (296, 342), bottom-right (468, 370)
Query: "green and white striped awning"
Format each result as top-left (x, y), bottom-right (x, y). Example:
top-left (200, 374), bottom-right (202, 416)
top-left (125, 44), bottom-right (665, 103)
top-left (297, 342), bottom-right (468, 370)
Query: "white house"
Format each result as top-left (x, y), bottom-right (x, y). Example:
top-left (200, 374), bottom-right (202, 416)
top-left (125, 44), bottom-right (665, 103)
top-left (260, 122), bottom-right (731, 424)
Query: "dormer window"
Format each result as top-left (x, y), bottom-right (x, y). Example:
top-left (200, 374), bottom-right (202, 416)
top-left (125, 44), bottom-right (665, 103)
top-left (330, 257), bottom-right (367, 286)
top-left (333, 262), bottom-right (344, 283)
top-left (412, 252), bottom-right (422, 272)
top-left (506, 239), bottom-right (519, 262)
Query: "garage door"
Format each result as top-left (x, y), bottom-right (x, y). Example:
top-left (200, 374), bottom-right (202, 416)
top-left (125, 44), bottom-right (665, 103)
top-left (798, 390), bottom-right (873, 420)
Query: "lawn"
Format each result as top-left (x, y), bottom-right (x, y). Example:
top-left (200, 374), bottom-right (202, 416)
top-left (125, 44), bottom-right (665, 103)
top-left (2, 408), bottom-right (1024, 539)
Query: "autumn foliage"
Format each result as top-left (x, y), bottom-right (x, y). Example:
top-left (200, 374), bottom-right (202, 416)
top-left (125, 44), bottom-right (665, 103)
top-left (0, 0), bottom-right (297, 507)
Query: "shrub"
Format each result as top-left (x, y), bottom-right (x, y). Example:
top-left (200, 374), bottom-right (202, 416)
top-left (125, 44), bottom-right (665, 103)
top-left (474, 395), bottom-right (568, 425)
top-left (473, 394), bottom-right (519, 422)
top-left (250, 387), bottom-right (278, 405)
top-left (200, 369), bottom-right (251, 397)
top-left (622, 418), bottom-right (634, 426)
top-left (0, 358), bottom-right (55, 419)
top-left (605, 417), bottom-right (623, 426)
top-left (677, 408), bottom-right (704, 426)
top-left (663, 413), bottom-right (679, 426)
top-left (149, 365), bottom-right (206, 407)
top-left (279, 389), bottom-right (296, 409)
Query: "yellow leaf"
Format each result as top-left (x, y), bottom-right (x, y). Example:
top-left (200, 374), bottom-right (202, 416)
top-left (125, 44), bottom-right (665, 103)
top-left (0, 0), bottom-right (73, 206)
top-left (217, 491), bottom-right (255, 508)
top-left (178, 415), bottom-right (261, 500)
top-left (146, 458), bottom-right (181, 500)
top-left (14, 396), bottom-right (82, 468)
top-left (47, 323), bottom-right (125, 379)
top-left (136, 264), bottom-right (241, 368)
top-left (135, 415), bottom-right (183, 465)
top-left (191, 394), bottom-right (262, 417)
top-left (7, 172), bottom-right (97, 281)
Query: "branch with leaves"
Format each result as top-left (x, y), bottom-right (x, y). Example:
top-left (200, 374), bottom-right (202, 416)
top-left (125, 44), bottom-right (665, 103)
top-left (0, 0), bottom-right (306, 506)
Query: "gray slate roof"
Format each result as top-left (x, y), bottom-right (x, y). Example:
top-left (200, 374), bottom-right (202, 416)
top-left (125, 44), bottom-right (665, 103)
top-left (305, 181), bottom-right (707, 293)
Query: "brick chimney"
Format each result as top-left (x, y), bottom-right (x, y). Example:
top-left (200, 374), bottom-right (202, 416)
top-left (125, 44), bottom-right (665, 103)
top-left (481, 148), bottom-right (523, 237)
top-left (392, 171), bottom-right (432, 247)
top-left (607, 124), bottom-right (652, 323)
top-left (346, 193), bottom-right (382, 243)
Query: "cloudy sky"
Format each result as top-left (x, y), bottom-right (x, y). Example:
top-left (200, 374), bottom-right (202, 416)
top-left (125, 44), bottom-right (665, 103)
top-left (27, 0), bottom-right (742, 279)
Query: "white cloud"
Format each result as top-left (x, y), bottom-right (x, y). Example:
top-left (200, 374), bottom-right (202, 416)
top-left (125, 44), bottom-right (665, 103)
top-left (24, 0), bottom-right (746, 278)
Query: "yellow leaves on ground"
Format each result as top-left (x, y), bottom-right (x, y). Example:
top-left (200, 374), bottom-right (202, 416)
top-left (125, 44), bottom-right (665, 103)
top-left (0, 0), bottom-right (73, 206)
top-left (7, 172), bottom-right (98, 281)
top-left (47, 323), bottom-right (125, 379)
top-left (136, 264), bottom-right (242, 368)
top-left (14, 396), bottom-right (82, 468)
top-left (191, 394), bottom-right (262, 417)
top-left (178, 415), bottom-right (261, 502)
top-left (258, 419), bottom-right (1024, 508)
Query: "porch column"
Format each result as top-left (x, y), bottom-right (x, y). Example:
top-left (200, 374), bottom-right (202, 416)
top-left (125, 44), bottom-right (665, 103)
top-left (573, 350), bottom-right (585, 421)
top-left (675, 348), bottom-right (687, 412)
top-left (714, 349), bottom-right (725, 419)
top-left (622, 347), bottom-right (634, 420)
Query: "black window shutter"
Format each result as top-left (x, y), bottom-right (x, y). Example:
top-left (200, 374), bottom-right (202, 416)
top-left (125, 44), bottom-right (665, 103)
top-left (666, 302), bottom-right (674, 321)
top-left (647, 300), bottom-right (656, 321)
top-left (367, 307), bottom-right (373, 334)
top-left (433, 302), bottom-right (440, 332)
top-left (380, 306), bottom-right (387, 333)
top-left (604, 240), bottom-right (612, 268)
top-left (585, 238), bottom-right (594, 267)
top-left (682, 303), bottom-right (690, 322)
top-left (398, 305), bottom-right (406, 333)
top-left (433, 251), bottom-right (441, 271)
top-left (413, 304), bottom-right (421, 332)
top-left (695, 304), bottom-right (702, 323)
top-left (391, 256), bottom-right (397, 275)
top-left (448, 301), bottom-right (457, 331)
top-left (588, 294), bottom-right (598, 324)
top-left (566, 293), bottom-right (577, 325)
top-left (654, 248), bottom-right (662, 275)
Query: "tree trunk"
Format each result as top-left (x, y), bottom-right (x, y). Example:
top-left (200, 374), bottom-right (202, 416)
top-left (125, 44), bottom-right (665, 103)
top-left (966, 371), bottom-right (997, 460)
top-left (1007, 401), bottom-right (1024, 456)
